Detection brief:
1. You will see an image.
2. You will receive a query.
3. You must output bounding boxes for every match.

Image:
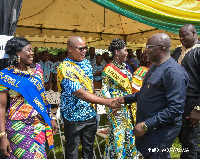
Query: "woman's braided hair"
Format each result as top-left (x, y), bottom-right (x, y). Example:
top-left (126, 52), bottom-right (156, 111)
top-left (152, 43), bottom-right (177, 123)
top-left (108, 38), bottom-right (126, 58)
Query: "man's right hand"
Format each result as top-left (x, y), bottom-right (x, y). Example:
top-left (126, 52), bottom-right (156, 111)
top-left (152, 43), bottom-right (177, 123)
top-left (107, 98), bottom-right (122, 109)
top-left (186, 109), bottom-right (200, 127)
top-left (0, 136), bottom-right (11, 157)
top-left (117, 96), bottom-right (125, 103)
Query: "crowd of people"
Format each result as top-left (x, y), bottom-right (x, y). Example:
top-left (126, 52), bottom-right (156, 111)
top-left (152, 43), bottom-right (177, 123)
top-left (0, 23), bottom-right (199, 159)
top-left (30, 45), bottom-right (142, 92)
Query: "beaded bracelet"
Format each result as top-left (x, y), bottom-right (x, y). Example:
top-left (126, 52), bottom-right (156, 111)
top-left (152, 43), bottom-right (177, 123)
top-left (0, 132), bottom-right (7, 138)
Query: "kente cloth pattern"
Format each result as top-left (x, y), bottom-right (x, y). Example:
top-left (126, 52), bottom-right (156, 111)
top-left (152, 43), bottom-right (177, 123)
top-left (0, 65), bottom-right (53, 127)
top-left (0, 65), bottom-right (53, 159)
top-left (102, 64), bottom-right (137, 159)
top-left (38, 61), bottom-right (53, 83)
top-left (57, 58), bottom-right (96, 121)
top-left (131, 66), bottom-right (149, 92)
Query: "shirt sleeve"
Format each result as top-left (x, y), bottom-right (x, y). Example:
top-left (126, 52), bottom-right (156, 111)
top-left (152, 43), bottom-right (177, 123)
top-left (145, 68), bottom-right (188, 130)
top-left (124, 92), bottom-right (138, 104)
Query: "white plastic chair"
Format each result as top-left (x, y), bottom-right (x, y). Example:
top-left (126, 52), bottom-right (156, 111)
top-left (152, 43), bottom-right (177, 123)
top-left (94, 89), bottom-right (108, 158)
top-left (46, 90), bottom-right (65, 159)
top-left (56, 107), bottom-right (65, 159)
top-left (46, 89), bottom-right (60, 105)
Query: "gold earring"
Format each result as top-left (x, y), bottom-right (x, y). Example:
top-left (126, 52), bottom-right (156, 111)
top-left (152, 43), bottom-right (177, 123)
top-left (18, 55), bottom-right (20, 64)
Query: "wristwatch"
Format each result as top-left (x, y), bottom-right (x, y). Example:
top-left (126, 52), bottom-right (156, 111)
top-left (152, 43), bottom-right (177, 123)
top-left (0, 132), bottom-right (7, 138)
top-left (194, 106), bottom-right (200, 111)
top-left (142, 122), bottom-right (148, 131)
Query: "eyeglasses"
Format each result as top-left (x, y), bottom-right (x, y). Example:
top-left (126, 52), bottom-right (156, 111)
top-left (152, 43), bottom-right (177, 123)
top-left (145, 45), bottom-right (164, 49)
top-left (71, 46), bottom-right (88, 52)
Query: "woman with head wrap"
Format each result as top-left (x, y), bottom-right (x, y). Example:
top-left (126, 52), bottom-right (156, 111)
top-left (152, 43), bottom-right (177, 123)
top-left (102, 38), bottom-right (138, 158)
top-left (0, 37), bottom-right (57, 159)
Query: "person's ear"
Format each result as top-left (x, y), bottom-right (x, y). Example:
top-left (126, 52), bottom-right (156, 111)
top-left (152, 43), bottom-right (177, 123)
top-left (115, 50), bottom-right (119, 56)
top-left (68, 47), bottom-right (72, 53)
top-left (16, 51), bottom-right (20, 56)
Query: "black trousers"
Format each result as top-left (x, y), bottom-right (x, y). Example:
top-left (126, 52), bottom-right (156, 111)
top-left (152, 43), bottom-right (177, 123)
top-left (178, 97), bottom-right (200, 159)
top-left (64, 117), bottom-right (97, 159)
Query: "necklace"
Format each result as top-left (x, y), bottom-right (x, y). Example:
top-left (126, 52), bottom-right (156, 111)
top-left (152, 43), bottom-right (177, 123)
top-left (112, 60), bottom-right (125, 69)
top-left (9, 66), bottom-right (34, 75)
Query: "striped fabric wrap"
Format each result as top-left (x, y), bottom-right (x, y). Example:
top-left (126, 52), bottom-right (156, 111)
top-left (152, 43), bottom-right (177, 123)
top-left (0, 64), bottom-right (54, 159)
top-left (90, 0), bottom-right (200, 34)
top-left (135, 66), bottom-right (149, 78)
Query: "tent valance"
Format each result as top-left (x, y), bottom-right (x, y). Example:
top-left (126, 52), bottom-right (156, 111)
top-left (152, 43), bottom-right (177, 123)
top-left (91, 0), bottom-right (200, 35)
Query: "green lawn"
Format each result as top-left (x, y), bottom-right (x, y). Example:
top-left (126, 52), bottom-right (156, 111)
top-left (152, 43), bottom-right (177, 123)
top-left (47, 114), bottom-right (182, 159)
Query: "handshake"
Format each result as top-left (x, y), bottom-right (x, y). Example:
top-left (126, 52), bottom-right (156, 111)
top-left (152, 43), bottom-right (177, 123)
top-left (106, 96), bottom-right (125, 110)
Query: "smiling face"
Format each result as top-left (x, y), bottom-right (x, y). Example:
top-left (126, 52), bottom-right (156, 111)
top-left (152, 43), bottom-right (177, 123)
top-left (116, 46), bottom-right (128, 62)
top-left (179, 26), bottom-right (197, 49)
top-left (17, 44), bottom-right (34, 65)
top-left (68, 37), bottom-right (87, 62)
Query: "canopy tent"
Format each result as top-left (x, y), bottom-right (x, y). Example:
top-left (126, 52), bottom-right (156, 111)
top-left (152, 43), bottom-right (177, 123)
top-left (14, 0), bottom-right (200, 50)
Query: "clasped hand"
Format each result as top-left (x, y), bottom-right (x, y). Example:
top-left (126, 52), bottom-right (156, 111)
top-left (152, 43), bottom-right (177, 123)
top-left (133, 122), bottom-right (146, 137)
top-left (107, 96), bottom-right (125, 110)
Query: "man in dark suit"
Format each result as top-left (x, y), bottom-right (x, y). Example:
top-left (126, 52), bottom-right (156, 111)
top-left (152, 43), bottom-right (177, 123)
top-left (118, 33), bottom-right (189, 159)
top-left (173, 24), bottom-right (200, 159)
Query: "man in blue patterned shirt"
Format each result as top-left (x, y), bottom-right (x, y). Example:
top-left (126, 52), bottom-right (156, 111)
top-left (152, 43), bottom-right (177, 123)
top-left (57, 36), bottom-right (121, 159)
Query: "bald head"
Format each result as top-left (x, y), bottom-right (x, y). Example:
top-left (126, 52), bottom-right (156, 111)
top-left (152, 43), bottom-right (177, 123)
top-left (67, 36), bottom-right (87, 62)
top-left (67, 36), bottom-right (83, 48)
top-left (179, 24), bottom-right (198, 48)
top-left (145, 33), bottom-right (171, 65)
top-left (149, 33), bottom-right (171, 52)
top-left (180, 24), bottom-right (196, 33)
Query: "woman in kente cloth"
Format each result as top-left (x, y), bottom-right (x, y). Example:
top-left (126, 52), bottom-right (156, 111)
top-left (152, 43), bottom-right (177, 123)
top-left (102, 38), bottom-right (138, 159)
top-left (131, 50), bottom-right (151, 93)
top-left (0, 37), bottom-right (58, 159)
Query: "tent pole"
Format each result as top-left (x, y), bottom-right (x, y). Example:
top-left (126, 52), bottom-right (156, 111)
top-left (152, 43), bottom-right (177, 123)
top-left (104, 7), bottom-right (106, 27)
top-left (124, 35), bottom-right (127, 43)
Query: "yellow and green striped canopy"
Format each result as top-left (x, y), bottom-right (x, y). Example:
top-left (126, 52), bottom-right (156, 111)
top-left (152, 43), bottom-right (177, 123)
top-left (90, 0), bottom-right (200, 34)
